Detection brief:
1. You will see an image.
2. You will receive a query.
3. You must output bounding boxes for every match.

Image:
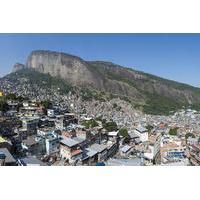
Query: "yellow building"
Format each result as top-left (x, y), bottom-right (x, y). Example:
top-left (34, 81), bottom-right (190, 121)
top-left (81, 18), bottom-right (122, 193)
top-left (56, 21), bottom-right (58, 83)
top-left (0, 136), bottom-right (6, 143)
top-left (0, 91), bottom-right (4, 97)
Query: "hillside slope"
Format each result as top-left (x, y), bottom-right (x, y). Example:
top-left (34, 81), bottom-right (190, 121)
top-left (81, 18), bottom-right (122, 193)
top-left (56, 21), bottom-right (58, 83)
top-left (1, 50), bottom-right (200, 115)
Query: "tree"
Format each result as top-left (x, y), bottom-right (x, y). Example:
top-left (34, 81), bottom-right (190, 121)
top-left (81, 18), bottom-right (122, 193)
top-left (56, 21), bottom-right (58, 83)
top-left (83, 119), bottom-right (99, 129)
top-left (41, 100), bottom-right (52, 110)
top-left (146, 125), bottom-right (154, 132)
top-left (95, 116), bottom-right (103, 121)
top-left (119, 128), bottom-right (129, 138)
top-left (102, 118), bottom-right (107, 125)
top-left (0, 100), bottom-right (9, 112)
top-left (185, 133), bottom-right (195, 140)
top-left (6, 93), bottom-right (17, 100)
top-left (103, 121), bottom-right (118, 132)
top-left (41, 100), bottom-right (53, 115)
top-left (113, 103), bottom-right (117, 109)
top-left (169, 127), bottom-right (178, 136)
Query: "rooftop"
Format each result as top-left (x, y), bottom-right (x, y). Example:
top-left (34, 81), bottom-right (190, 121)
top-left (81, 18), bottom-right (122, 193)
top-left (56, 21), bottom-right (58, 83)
top-left (0, 136), bottom-right (6, 143)
top-left (108, 131), bottom-right (119, 136)
top-left (120, 145), bottom-right (132, 153)
top-left (86, 148), bottom-right (98, 157)
top-left (38, 127), bottom-right (55, 133)
top-left (0, 148), bottom-right (16, 164)
top-left (148, 133), bottom-right (161, 145)
top-left (19, 156), bottom-right (46, 166)
top-left (71, 149), bottom-right (83, 157)
top-left (128, 132), bottom-right (139, 139)
top-left (90, 143), bottom-right (107, 153)
top-left (60, 136), bottom-right (84, 147)
top-left (106, 158), bottom-right (142, 166)
top-left (136, 127), bottom-right (148, 133)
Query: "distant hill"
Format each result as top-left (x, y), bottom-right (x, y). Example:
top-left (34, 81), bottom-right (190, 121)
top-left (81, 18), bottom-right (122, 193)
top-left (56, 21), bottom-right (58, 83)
top-left (1, 50), bottom-right (200, 115)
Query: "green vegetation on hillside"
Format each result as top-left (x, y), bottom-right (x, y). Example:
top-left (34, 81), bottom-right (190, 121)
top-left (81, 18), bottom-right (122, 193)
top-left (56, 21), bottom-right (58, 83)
top-left (9, 68), bottom-right (74, 95)
top-left (169, 127), bottom-right (178, 136)
top-left (3, 61), bottom-right (200, 116)
top-left (146, 125), bottom-right (154, 132)
top-left (103, 121), bottom-right (118, 132)
top-left (141, 71), bottom-right (200, 92)
top-left (0, 93), bottom-right (26, 112)
top-left (119, 128), bottom-right (129, 138)
top-left (89, 62), bottom-right (191, 116)
top-left (0, 99), bottom-right (8, 112)
top-left (143, 93), bottom-right (184, 115)
top-left (41, 100), bottom-right (52, 110)
top-left (81, 89), bottom-right (107, 102)
top-left (185, 133), bottom-right (195, 140)
top-left (190, 103), bottom-right (200, 111)
top-left (82, 119), bottom-right (99, 129)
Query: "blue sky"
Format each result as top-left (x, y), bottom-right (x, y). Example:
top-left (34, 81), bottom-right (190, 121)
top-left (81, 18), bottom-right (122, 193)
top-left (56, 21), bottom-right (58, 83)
top-left (0, 33), bottom-right (200, 87)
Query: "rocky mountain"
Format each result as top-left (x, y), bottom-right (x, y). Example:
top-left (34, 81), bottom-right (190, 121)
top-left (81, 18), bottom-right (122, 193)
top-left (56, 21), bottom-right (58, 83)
top-left (1, 49), bottom-right (200, 115)
top-left (12, 63), bottom-right (25, 73)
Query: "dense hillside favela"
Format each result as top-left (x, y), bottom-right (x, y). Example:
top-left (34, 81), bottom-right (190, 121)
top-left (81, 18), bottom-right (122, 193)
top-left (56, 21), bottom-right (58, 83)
top-left (1, 50), bottom-right (200, 166)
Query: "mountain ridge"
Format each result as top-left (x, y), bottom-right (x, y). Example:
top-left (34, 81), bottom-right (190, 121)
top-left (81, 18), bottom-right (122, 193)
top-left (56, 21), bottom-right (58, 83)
top-left (1, 49), bottom-right (200, 115)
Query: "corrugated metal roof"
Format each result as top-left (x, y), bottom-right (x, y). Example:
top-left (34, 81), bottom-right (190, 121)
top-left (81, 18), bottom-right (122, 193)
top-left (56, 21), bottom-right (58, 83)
top-left (120, 145), bottom-right (131, 153)
top-left (0, 148), bottom-right (16, 164)
top-left (60, 136), bottom-right (84, 147)
top-left (20, 156), bottom-right (46, 166)
top-left (86, 148), bottom-right (98, 157)
top-left (136, 127), bottom-right (148, 133)
top-left (60, 137), bottom-right (79, 147)
top-left (90, 143), bottom-right (107, 153)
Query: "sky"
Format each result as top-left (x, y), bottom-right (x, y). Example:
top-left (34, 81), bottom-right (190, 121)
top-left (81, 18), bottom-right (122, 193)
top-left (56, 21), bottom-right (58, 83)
top-left (0, 33), bottom-right (200, 87)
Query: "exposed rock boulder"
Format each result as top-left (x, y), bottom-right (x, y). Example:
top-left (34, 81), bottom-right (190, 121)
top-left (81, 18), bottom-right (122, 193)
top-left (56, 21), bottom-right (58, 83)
top-left (12, 63), bottom-right (25, 73)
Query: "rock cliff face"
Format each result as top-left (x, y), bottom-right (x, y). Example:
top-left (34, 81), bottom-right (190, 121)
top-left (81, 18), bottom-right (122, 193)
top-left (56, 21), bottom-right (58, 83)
top-left (24, 50), bottom-right (141, 100)
top-left (23, 50), bottom-right (146, 102)
top-left (26, 50), bottom-right (100, 87)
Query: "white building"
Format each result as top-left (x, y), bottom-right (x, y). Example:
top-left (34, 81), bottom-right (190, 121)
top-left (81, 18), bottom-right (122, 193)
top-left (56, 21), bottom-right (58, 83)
top-left (45, 132), bottom-right (60, 155)
top-left (144, 133), bottom-right (161, 161)
top-left (134, 127), bottom-right (148, 143)
top-left (47, 109), bottom-right (55, 118)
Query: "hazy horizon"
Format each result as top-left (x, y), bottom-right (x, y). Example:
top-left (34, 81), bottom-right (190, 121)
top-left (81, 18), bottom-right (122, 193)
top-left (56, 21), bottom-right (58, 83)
top-left (0, 33), bottom-right (200, 87)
